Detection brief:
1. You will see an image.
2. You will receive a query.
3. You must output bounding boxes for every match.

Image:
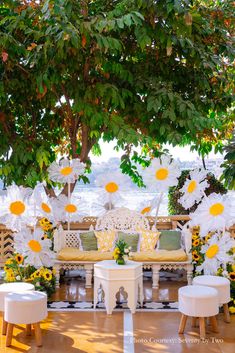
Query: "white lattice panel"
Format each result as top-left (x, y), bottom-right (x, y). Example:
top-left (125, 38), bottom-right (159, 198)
top-left (96, 207), bottom-right (150, 232)
top-left (64, 231), bottom-right (80, 248)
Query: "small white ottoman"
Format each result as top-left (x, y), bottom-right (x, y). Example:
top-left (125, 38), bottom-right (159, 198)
top-left (178, 285), bottom-right (219, 339)
top-left (193, 275), bottom-right (231, 323)
top-left (4, 291), bottom-right (47, 347)
top-left (0, 282), bottom-right (35, 335)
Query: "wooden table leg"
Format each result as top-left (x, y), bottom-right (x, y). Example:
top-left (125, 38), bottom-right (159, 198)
top-left (210, 316), bottom-right (219, 333)
top-left (26, 324), bottom-right (32, 336)
top-left (199, 317), bottom-right (206, 339)
top-left (6, 323), bottom-right (14, 347)
top-left (2, 319), bottom-right (8, 335)
top-left (34, 322), bottom-right (42, 347)
top-left (223, 304), bottom-right (230, 323)
top-left (178, 314), bottom-right (188, 334)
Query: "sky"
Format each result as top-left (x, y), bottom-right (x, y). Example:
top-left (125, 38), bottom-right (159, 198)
top-left (90, 140), bottom-right (224, 163)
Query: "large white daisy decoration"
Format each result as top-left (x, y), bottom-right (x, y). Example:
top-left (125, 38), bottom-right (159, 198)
top-left (52, 194), bottom-right (86, 223)
top-left (0, 185), bottom-right (34, 231)
top-left (95, 171), bottom-right (130, 211)
top-left (14, 227), bottom-right (55, 268)
top-left (48, 158), bottom-right (85, 184)
top-left (179, 169), bottom-right (209, 209)
top-left (197, 232), bottom-right (235, 275)
top-left (33, 185), bottom-right (55, 221)
top-left (143, 155), bottom-right (181, 192)
top-left (190, 193), bottom-right (234, 236)
top-left (137, 197), bottom-right (158, 216)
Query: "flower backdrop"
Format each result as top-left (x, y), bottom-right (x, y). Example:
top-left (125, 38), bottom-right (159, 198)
top-left (0, 155), bottom-right (234, 305)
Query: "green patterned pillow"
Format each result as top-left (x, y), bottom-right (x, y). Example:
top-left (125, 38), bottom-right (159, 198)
top-left (117, 232), bottom-right (139, 252)
top-left (79, 231), bottom-right (98, 251)
top-left (158, 230), bottom-right (181, 251)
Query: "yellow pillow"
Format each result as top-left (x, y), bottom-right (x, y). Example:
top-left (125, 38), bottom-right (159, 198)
top-left (94, 231), bottom-right (116, 252)
top-left (139, 230), bottom-right (160, 252)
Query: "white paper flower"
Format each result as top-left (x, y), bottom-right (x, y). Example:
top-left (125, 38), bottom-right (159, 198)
top-left (190, 193), bottom-right (234, 236)
top-left (137, 197), bottom-right (158, 216)
top-left (95, 170), bottom-right (130, 194)
top-left (33, 186), bottom-right (55, 221)
top-left (14, 227), bottom-right (55, 268)
top-left (0, 185), bottom-right (35, 231)
top-left (197, 232), bottom-right (235, 275)
top-left (52, 195), bottom-right (85, 222)
top-left (143, 155), bottom-right (181, 192)
top-left (179, 169), bottom-right (209, 209)
top-left (48, 158), bottom-right (85, 184)
top-left (92, 192), bottom-right (124, 216)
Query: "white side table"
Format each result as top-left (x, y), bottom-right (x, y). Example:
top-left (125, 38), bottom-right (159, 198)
top-left (94, 260), bottom-right (143, 314)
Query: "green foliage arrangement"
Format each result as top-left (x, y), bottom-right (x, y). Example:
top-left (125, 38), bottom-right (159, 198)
top-left (168, 170), bottom-right (227, 215)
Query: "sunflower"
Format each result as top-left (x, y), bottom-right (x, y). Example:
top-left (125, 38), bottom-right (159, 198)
top-left (192, 235), bottom-right (199, 241)
top-left (192, 239), bottom-right (200, 247)
top-left (39, 218), bottom-right (53, 230)
top-left (204, 234), bottom-right (212, 243)
top-left (192, 252), bottom-right (201, 261)
top-left (15, 254), bottom-right (24, 264)
top-left (43, 269), bottom-right (52, 281)
top-left (229, 272), bottom-right (235, 281)
top-left (113, 248), bottom-right (120, 260)
top-left (5, 258), bottom-right (14, 266)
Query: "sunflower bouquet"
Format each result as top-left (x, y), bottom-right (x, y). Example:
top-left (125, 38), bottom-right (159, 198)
top-left (113, 239), bottom-right (131, 265)
top-left (4, 253), bottom-right (56, 297)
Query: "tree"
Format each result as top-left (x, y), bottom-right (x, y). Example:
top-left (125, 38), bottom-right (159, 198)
top-left (220, 130), bottom-right (235, 190)
top-left (0, 0), bottom-right (234, 195)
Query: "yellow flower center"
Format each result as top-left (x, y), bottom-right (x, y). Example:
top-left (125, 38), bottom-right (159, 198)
top-left (187, 180), bottom-right (197, 193)
top-left (60, 166), bottom-right (73, 176)
top-left (28, 240), bottom-right (42, 253)
top-left (65, 204), bottom-right (77, 213)
top-left (141, 206), bottom-right (151, 215)
top-left (209, 203), bottom-right (224, 216)
top-left (9, 201), bottom-right (25, 216)
top-left (105, 182), bottom-right (119, 193)
top-left (155, 168), bottom-right (168, 180)
top-left (41, 202), bottom-right (51, 213)
top-left (206, 244), bottom-right (219, 258)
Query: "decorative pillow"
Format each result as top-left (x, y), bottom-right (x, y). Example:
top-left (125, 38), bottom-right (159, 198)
top-left (139, 230), bottom-right (161, 252)
top-left (158, 230), bottom-right (182, 251)
top-left (117, 231), bottom-right (139, 252)
top-left (79, 231), bottom-right (98, 251)
top-left (94, 231), bottom-right (116, 252)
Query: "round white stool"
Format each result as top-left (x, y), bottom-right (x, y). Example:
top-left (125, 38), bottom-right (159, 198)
top-left (0, 282), bottom-right (34, 335)
top-left (178, 285), bottom-right (219, 339)
top-left (193, 275), bottom-right (231, 323)
top-left (4, 291), bottom-right (47, 347)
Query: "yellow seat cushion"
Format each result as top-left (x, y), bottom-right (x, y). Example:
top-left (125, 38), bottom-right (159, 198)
top-left (94, 231), bottom-right (116, 252)
top-left (130, 249), bottom-right (188, 262)
top-left (139, 230), bottom-right (161, 252)
top-left (57, 247), bottom-right (113, 261)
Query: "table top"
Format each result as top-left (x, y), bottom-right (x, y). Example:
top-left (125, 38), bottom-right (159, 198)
top-left (94, 260), bottom-right (142, 270)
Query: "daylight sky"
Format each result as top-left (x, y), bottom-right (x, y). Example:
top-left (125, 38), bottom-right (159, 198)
top-left (90, 141), bottom-right (224, 163)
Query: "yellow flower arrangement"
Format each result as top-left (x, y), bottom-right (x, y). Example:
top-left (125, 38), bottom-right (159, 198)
top-left (192, 251), bottom-right (200, 262)
top-left (4, 254), bottom-right (56, 297)
top-left (39, 217), bottom-right (53, 231)
top-left (113, 248), bottom-right (120, 260)
top-left (229, 306), bottom-right (235, 314)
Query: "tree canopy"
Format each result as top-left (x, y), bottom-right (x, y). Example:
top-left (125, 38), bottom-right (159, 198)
top-left (0, 0), bottom-right (234, 192)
